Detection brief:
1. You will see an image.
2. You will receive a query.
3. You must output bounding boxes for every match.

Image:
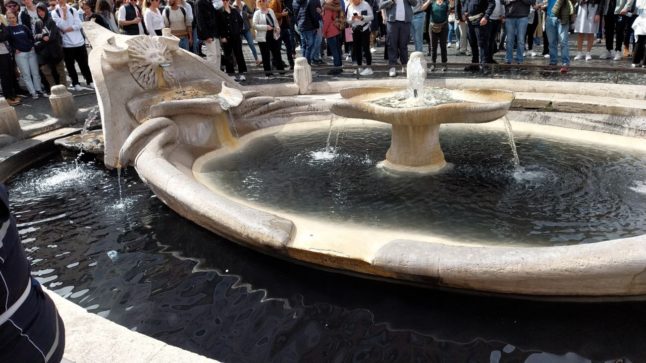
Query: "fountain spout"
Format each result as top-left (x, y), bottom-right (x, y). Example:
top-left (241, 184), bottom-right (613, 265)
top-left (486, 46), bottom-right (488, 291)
top-left (407, 52), bottom-right (427, 100)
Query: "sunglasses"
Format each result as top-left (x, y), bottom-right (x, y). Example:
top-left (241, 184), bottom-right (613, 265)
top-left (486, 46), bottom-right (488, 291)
top-left (6, 3), bottom-right (17, 6)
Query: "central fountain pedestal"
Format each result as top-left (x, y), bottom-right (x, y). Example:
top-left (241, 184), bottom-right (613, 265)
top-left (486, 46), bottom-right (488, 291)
top-left (385, 124), bottom-right (446, 173)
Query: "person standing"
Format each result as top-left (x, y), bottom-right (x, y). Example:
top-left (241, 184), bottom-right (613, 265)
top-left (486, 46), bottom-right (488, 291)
top-left (270, 0), bottom-right (295, 68)
top-left (379, 0), bottom-right (417, 77)
top-left (254, 0), bottom-right (285, 75)
top-left (217, 0), bottom-right (247, 80)
top-left (461, 0), bottom-right (495, 72)
top-left (428, 0), bottom-right (449, 70)
top-left (94, 0), bottom-right (120, 32)
top-left (487, 0), bottom-right (504, 63)
top-left (573, 0), bottom-right (602, 60)
top-left (347, 0), bottom-right (374, 74)
top-left (232, 0), bottom-right (260, 65)
top-left (546, 0), bottom-right (572, 72)
top-left (163, 0), bottom-right (193, 50)
top-left (504, 0), bottom-right (534, 64)
top-left (631, 0), bottom-right (645, 66)
top-left (143, 0), bottom-right (164, 35)
top-left (293, 0), bottom-right (321, 64)
top-left (34, 2), bottom-right (68, 91)
top-left (52, 0), bottom-right (93, 90)
top-left (321, 0), bottom-right (343, 74)
top-left (410, 0), bottom-right (426, 51)
top-left (6, 11), bottom-right (46, 99)
top-left (118, 0), bottom-right (147, 35)
top-left (196, 0), bottom-right (221, 69)
top-left (19, 0), bottom-right (40, 34)
top-left (0, 18), bottom-right (20, 106)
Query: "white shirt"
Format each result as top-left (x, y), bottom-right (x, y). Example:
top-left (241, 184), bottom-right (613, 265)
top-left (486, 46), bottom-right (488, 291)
top-left (490, 0), bottom-right (504, 20)
top-left (20, 8), bottom-right (39, 33)
top-left (118, 4), bottom-right (145, 34)
top-left (144, 8), bottom-right (164, 34)
top-left (51, 5), bottom-right (86, 48)
top-left (395, 0), bottom-right (405, 21)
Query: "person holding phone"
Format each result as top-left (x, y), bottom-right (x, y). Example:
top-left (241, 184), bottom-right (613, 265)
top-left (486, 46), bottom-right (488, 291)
top-left (347, 0), bottom-right (374, 75)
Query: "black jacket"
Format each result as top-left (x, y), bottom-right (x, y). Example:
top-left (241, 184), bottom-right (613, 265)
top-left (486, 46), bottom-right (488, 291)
top-left (462, 0), bottom-right (495, 20)
top-left (217, 7), bottom-right (243, 40)
top-left (196, 0), bottom-right (220, 40)
top-left (34, 3), bottom-right (64, 64)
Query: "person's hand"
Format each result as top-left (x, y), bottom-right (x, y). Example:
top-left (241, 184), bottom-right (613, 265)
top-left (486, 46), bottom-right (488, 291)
top-left (43, 35), bottom-right (49, 41)
top-left (316, 7), bottom-right (321, 13)
top-left (220, 37), bottom-right (227, 43)
top-left (15, 49), bottom-right (20, 54)
top-left (65, 26), bottom-right (74, 32)
top-left (594, 14), bottom-right (600, 22)
top-left (267, 24), bottom-right (273, 30)
top-left (282, 9), bottom-right (288, 14)
top-left (620, 8), bottom-right (628, 15)
top-left (205, 37), bottom-right (213, 43)
top-left (480, 17), bottom-right (488, 26)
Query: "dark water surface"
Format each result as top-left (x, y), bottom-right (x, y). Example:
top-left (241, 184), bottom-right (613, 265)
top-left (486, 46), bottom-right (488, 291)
top-left (198, 126), bottom-right (646, 246)
top-left (8, 158), bottom-right (646, 363)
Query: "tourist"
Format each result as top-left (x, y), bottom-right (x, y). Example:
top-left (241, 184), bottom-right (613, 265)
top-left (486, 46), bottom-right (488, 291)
top-left (6, 11), bottom-right (46, 99)
top-left (544, 0), bottom-right (571, 73)
top-left (486, 0), bottom-right (503, 63)
top-left (379, 0), bottom-right (417, 77)
top-left (80, 0), bottom-right (95, 21)
top-left (428, 0), bottom-right (449, 70)
top-left (347, 0), bottom-right (374, 75)
top-left (118, 0), bottom-right (146, 35)
top-left (163, 0), bottom-right (192, 50)
top-left (52, 0), bottom-right (94, 90)
top-left (217, 0), bottom-right (247, 80)
top-left (321, 0), bottom-right (343, 74)
top-left (525, 1), bottom-right (539, 56)
top-left (0, 185), bottom-right (66, 363)
top-left (34, 2), bottom-right (69, 90)
top-left (0, 14), bottom-right (20, 106)
top-left (411, 0), bottom-right (426, 52)
top-left (573, 0), bottom-right (602, 61)
top-left (195, 0), bottom-right (221, 69)
top-left (632, 0), bottom-right (645, 66)
top-left (93, 0), bottom-right (119, 32)
top-left (446, 0), bottom-right (456, 47)
top-left (143, 0), bottom-right (163, 35)
top-left (232, 0), bottom-right (260, 65)
top-left (270, 0), bottom-right (294, 68)
top-left (293, 0), bottom-right (322, 64)
top-left (461, 0), bottom-right (495, 73)
top-left (19, 0), bottom-right (40, 34)
top-left (254, 0), bottom-right (284, 76)
top-left (601, 0), bottom-right (634, 60)
top-left (504, 0), bottom-right (534, 65)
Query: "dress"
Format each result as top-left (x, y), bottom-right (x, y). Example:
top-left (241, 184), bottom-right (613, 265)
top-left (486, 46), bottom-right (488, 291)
top-left (573, 3), bottom-right (599, 33)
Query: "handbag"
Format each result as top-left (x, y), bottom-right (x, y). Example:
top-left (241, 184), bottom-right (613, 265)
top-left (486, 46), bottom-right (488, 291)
top-left (431, 21), bottom-right (447, 33)
top-left (344, 26), bottom-right (353, 42)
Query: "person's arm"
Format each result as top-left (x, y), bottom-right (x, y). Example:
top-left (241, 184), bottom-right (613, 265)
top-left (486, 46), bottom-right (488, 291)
top-left (620, 0), bottom-right (634, 14)
top-left (421, 0), bottom-right (432, 11)
top-left (407, 0), bottom-right (419, 7)
top-left (551, 0), bottom-right (563, 17)
top-left (361, 2), bottom-right (374, 23)
top-left (379, 0), bottom-right (394, 10)
top-left (483, 0), bottom-right (495, 21)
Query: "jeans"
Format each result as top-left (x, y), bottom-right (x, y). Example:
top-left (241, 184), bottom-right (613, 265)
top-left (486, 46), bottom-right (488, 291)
top-left (300, 29), bottom-right (317, 63)
top-left (313, 24), bottom-right (323, 62)
top-left (192, 27), bottom-right (201, 54)
top-left (241, 29), bottom-right (259, 61)
top-left (178, 36), bottom-right (189, 51)
top-left (327, 35), bottom-right (342, 67)
top-left (546, 15), bottom-right (569, 65)
top-left (447, 21), bottom-right (455, 43)
top-left (505, 16), bottom-right (529, 64)
top-left (411, 12), bottom-right (426, 52)
top-left (15, 50), bottom-right (42, 95)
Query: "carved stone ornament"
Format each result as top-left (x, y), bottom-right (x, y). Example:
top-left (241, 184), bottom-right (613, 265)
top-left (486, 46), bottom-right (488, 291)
top-left (126, 36), bottom-right (176, 90)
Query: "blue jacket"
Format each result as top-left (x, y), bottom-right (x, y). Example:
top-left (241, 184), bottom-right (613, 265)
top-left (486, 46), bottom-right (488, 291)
top-left (293, 0), bottom-right (321, 31)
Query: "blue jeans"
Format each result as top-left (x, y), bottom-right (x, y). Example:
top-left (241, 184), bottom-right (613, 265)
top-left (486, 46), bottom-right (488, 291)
top-left (192, 27), bottom-right (200, 54)
top-left (300, 29), bottom-right (317, 63)
top-left (447, 21), bottom-right (455, 43)
top-left (241, 29), bottom-right (259, 61)
top-left (178, 36), bottom-right (189, 51)
top-left (411, 12), bottom-right (426, 52)
top-left (14, 50), bottom-right (42, 95)
top-left (546, 16), bottom-right (570, 65)
top-left (312, 22), bottom-right (323, 61)
top-left (326, 35), bottom-right (342, 67)
top-left (505, 16), bottom-right (529, 64)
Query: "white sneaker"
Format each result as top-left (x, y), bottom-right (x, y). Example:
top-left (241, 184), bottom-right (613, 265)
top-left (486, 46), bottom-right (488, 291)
top-left (574, 52), bottom-right (584, 60)
top-left (88, 82), bottom-right (94, 88)
top-left (359, 67), bottom-right (373, 76)
top-left (447, 42), bottom-right (453, 48)
top-left (613, 51), bottom-right (622, 61)
top-left (599, 50), bottom-right (611, 59)
top-left (631, 63), bottom-right (638, 67)
top-left (370, 47), bottom-right (376, 53)
top-left (31, 93), bottom-right (39, 100)
top-left (355, 67), bottom-right (363, 75)
top-left (529, 51), bottom-right (537, 57)
top-left (585, 52), bottom-right (592, 61)
top-left (401, 66), bottom-right (406, 74)
top-left (345, 54), bottom-right (352, 61)
top-left (388, 67), bottom-right (396, 77)
top-left (238, 74), bottom-right (246, 81)
top-left (74, 84), bottom-right (83, 92)
top-left (543, 54), bottom-right (550, 58)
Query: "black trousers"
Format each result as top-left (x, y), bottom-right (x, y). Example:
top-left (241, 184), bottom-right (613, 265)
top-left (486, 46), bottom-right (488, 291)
top-left (604, 14), bottom-right (627, 52)
top-left (430, 23), bottom-right (448, 63)
top-left (487, 19), bottom-right (501, 62)
top-left (0, 53), bottom-right (17, 99)
top-left (526, 13), bottom-right (539, 50)
top-left (258, 36), bottom-right (284, 76)
top-left (634, 35), bottom-right (646, 65)
top-left (352, 28), bottom-right (372, 66)
top-left (221, 36), bottom-right (247, 74)
top-left (468, 20), bottom-right (490, 65)
top-left (63, 45), bottom-right (93, 86)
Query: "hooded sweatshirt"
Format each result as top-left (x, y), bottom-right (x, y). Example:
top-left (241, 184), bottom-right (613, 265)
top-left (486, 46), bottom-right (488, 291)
top-left (51, 4), bottom-right (85, 48)
top-left (34, 2), bottom-right (64, 63)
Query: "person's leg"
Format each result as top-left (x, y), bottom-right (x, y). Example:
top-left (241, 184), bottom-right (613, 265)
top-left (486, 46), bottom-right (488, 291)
top-left (387, 22), bottom-right (399, 66)
top-left (487, 19), bottom-right (499, 62)
top-left (558, 20), bottom-right (570, 65)
top-left (586, 33), bottom-right (594, 52)
top-left (505, 18), bottom-right (516, 63)
top-left (624, 15), bottom-right (636, 53)
top-left (14, 52), bottom-right (36, 96)
top-left (542, 19), bottom-right (550, 55)
top-left (430, 28), bottom-right (439, 63)
top-left (440, 22), bottom-right (448, 63)
top-left (258, 41), bottom-right (272, 75)
top-left (63, 47), bottom-right (79, 86)
top-left (576, 32), bottom-right (584, 52)
top-left (546, 16), bottom-right (559, 64)
top-left (604, 14), bottom-right (615, 52)
top-left (40, 64), bottom-right (55, 89)
top-left (476, 21), bottom-right (490, 66)
top-left (268, 35), bottom-right (285, 71)
top-left (327, 36), bottom-right (341, 67)
top-left (353, 28), bottom-right (363, 67)
top-left (74, 46), bottom-right (93, 85)
top-left (55, 61), bottom-right (69, 87)
top-left (231, 38), bottom-right (247, 74)
top-left (526, 16), bottom-right (538, 51)
top-left (281, 27), bottom-right (294, 68)
top-left (362, 29), bottom-right (372, 65)
top-left (399, 22), bottom-right (411, 65)
top-left (633, 35), bottom-right (646, 64)
top-left (412, 12), bottom-right (425, 52)
top-left (516, 17), bottom-right (528, 63)
top-left (467, 21), bottom-right (480, 64)
top-left (615, 15), bottom-right (625, 53)
top-left (26, 51), bottom-right (42, 93)
top-left (221, 41), bottom-right (235, 74)
top-left (458, 21), bottom-right (468, 52)
top-left (192, 27), bottom-right (201, 54)
top-left (448, 21), bottom-right (455, 44)
top-left (242, 30), bottom-right (259, 62)
top-left (178, 36), bottom-right (189, 51)
top-left (0, 54), bottom-right (17, 100)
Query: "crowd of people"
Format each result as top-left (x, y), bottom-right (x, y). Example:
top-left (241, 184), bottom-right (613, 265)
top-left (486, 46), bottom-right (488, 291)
top-left (0, 0), bottom-right (645, 103)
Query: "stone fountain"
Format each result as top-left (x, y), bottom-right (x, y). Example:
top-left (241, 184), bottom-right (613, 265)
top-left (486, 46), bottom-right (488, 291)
top-left (331, 52), bottom-right (514, 173)
top-left (83, 21), bottom-right (646, 300)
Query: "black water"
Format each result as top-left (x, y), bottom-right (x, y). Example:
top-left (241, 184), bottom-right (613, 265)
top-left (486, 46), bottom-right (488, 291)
top-left (7, 157), bottom-right (646, 363)
top-left (198, 126), bottom-right (646, 246)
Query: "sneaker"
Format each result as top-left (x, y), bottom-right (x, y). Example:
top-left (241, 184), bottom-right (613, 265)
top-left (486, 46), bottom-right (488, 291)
top-left (370, 47), bottom-right (376, 53)
top-left (388, 67), bottom-right (396, 77)
top-left (585, 52), bottom-right (592, 61)
top-left (255, 59), bottom-right (262, 66)
top-left (401, 66), bottom-right (406, 74)
top-left (529, 51), bottom-right (537, 57)
top-left (7, 98), bottom-right (21, 106)
top-left (574, 52), bottom-right (584, 60)
top-left (599, 50), bottom-right (611, 59)
top-left (441, 65), bottom-right (447, 72)
top-left (543, 54), bottom-right (550, 58)
top-left (31, 93), bottom-right (39, 100)
top-left (560, 65), bottom-right (569, 74)
top-left (88, 82), bottom-right (94, 88)
top-left (355, 67), bottom-right (363, 75)
top-left (430, 64), bottom-right (436, 72)
top-left (447, 42), bottom-right (453, 48)
top-left (359, 67), bottom-right (373, 76)
top-left (595, 38), bottom-right (601, 44)
top-left (632, 63), bottom-right (638, 67)
top-left (238, 74), bottom-right (246, 81)
top-left (613, 51), bottom-right (622, 61)
top-left (37, 91), bottom-right (49, 98)
top-left (345, 54), bottom-right (352, 61)
top-left (73, 84), bottom-right (83, 92)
